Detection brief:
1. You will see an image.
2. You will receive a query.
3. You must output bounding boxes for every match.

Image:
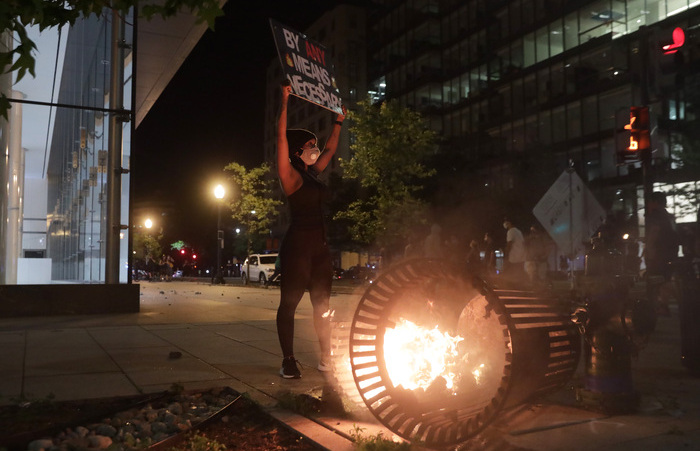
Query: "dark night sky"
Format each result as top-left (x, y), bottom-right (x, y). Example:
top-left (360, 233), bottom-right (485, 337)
top-left (132, 1), bottom-right (335, 250)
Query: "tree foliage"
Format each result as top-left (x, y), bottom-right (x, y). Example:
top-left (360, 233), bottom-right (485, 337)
top-left (336, 98), bottom-right (437, 250)
top-left (223, 162), bottom-right (282, 254)
top-left (0, 0), bottom-right (223, 118)
top-left (132, 228), bottom-right (162, 263)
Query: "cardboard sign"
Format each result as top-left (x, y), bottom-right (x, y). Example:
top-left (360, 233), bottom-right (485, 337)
top-left (270, 19), bottom-right (343, 114)
top-left (532, 170), bottom-right (606, 258)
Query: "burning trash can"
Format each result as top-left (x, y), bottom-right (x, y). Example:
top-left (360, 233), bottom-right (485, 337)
top-left (347, 258), bottom-right (580, 447)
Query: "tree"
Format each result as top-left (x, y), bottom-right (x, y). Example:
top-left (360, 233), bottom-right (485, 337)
top-left (335, 98), bottom-right (437, 256)
top-left (0, 0), bottom-right (223, 118)
top-left (223, 162), bottom-right (282, 270)
top-left (132, 227), bottom-right (163, 277)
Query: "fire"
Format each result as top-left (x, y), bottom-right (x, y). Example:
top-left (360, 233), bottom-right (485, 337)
top-left (383, 318), bottom-right (464, 392)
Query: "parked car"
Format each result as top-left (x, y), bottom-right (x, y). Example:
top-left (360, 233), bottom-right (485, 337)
top-left (241, 253), bottom-right (278, 285)
top-left (338, 265), bottom-right (377, 284)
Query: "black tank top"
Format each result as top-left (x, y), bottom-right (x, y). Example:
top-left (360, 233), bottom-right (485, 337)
top-left (287, 169), bottom-right (327, 229)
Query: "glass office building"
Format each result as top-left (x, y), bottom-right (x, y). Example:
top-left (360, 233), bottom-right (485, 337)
top-left (0, 10), bottom-right (133, 284)
top-left (367, 0), bottom-right (700, 231)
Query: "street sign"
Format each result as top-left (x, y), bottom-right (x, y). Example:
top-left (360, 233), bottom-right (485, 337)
top-left (533, 170), bottom-right (606, 259)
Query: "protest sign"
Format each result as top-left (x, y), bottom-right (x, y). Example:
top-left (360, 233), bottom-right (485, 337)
top-left (270, 19), bottom-right (343, 114)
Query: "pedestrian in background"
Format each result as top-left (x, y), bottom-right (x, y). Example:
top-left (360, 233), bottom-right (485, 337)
top-left (465, 239), bottom-right (482, 276)
top-left (404, 231), bottom-right (423, 259)
top-left (504, 219), bottom-right (526, 282)
top-left (524, 225), bottom-right (552, 287)
top-left (483, 232), bottom-right (497, 277)
top-left (424, 223), bottom-right (444, 259)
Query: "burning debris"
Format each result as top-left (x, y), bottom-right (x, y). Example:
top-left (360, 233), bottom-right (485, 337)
top-left (383, 318), bottom-right (464, 393)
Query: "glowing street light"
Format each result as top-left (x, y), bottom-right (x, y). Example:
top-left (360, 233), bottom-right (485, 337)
top-left (144, 218), bottom-right (153, 229)
top-left (214, 184), bottom-right (225, 200)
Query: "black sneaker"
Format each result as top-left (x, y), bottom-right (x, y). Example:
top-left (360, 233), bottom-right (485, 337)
top-left (280, 356), bottom-right (301, 379)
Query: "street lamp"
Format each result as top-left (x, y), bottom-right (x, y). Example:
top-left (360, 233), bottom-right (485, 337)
top-left (214, 184), bottom-right (225, 285)
top-left (144, 218), bottom-right (153, 229)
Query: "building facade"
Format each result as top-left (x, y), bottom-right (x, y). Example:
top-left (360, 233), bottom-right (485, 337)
top-left (0, 6), bottom-right (211, 288)
top-left (1, 12), bottom-right (134, 284)
top-left (367, 0), bottom-right (700, 242)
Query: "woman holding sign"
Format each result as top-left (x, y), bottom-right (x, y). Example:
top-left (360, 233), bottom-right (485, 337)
top-left (276, 81), bottom-right (345, 379)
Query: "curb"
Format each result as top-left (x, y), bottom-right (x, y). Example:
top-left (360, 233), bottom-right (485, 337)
top-left (267, 407), bottom-right (355, 451)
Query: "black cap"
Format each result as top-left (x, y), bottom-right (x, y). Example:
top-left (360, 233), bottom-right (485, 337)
top-left (286, 129), bottom-right (317, 154)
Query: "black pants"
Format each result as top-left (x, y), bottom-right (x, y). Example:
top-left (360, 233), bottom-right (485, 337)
top-left (276, 226), bottom-right (332, 359)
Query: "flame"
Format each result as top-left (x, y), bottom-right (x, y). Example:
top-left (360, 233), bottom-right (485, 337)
top-left (383, 318), bottom-right (464, 391)
top-left (472, 363), bottom-right (485, 385)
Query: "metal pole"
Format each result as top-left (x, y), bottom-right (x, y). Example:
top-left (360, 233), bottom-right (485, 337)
top-left (639, 26), bottom-right (653, 214)
top-left (105, 9), bottom-right (126, 284)
top-left (568, 159), bottom-right (575, 288)
top-left (216, 202), bottom-right (223, 284)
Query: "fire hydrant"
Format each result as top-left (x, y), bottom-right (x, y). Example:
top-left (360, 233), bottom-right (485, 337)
top-left (571, 239), bottom-right (656, 414)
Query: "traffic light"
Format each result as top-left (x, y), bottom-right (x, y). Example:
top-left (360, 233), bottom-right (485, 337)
top-left (648, 26), bottom-right (687, 95)
top-left (617, 106), bottom-right (650, 164)
top-left (662, 27), bottom-right (685, 55)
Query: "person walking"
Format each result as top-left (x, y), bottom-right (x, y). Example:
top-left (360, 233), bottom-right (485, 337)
top-left (504, 219), bottom-right (526, 282)
top-left (465, 239), bottom-right (482, 276)
top-left (275, 81), bottom-right (345, 379)
top-left (424, 223), bottom-right (444, 259)
top-left (524, 225), bottom-right (551, 286)
top-left (482, 232), bottom-right (497, 277)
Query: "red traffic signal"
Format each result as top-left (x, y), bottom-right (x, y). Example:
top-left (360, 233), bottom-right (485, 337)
top-left (662, 27), bottom-right (685, 54)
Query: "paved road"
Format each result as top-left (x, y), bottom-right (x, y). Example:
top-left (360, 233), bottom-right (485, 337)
top-left (0, 280), bottom-right (364, 331)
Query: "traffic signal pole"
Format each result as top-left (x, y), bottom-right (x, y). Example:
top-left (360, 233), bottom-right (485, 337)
top-left (639, 26), bottom-right (653, 213)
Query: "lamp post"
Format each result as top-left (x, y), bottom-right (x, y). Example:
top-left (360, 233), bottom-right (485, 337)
top-left (214, 184), bottom-right (225, 284)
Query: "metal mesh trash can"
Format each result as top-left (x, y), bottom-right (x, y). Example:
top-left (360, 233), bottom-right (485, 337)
top-left (348, 259), bottom-right (580, 447)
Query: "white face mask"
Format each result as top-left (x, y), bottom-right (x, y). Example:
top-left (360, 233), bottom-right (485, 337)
top-left (300, 145), bottom-right (320, 165)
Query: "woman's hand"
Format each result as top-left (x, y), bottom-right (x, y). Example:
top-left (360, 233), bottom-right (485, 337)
top-left (336, 104), bottom-right (347, 123)
top-left (281, 80), bottom-right (292, 102)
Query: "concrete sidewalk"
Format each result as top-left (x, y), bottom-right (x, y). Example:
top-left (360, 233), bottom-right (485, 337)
top-left (0, 281), bottom-right (382, 450)
top-left (1, 281), bottom-right (699, 450)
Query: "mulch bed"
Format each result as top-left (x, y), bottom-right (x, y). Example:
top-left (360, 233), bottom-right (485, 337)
top-left (0, 390), bottom-right (322, 451)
